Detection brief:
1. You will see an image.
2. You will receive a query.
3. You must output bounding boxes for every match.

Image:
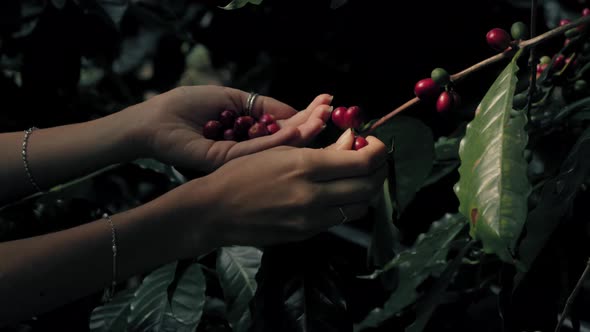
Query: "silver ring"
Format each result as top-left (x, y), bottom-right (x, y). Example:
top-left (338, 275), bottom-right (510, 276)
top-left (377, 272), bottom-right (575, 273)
top-left (338, 207), bottom-right (348, 224)
top-left (245, 92), bottom-right (259, 116)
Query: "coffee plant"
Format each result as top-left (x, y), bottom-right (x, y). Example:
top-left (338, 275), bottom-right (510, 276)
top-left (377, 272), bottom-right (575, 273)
top-left (3, 0), bottom-right (590, 331)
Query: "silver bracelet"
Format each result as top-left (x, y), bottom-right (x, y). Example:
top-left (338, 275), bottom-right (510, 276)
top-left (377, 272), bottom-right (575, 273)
top-left (102, 213), bottom-right (118, 303)
top-left (22, 127), bottom-right (43, 193)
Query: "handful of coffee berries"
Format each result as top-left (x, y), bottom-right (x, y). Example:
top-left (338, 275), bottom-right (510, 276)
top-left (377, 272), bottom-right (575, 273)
top-left (330, 105), bottom-right (369, 150)
top-left (203, 109), bottom-right (281, 141)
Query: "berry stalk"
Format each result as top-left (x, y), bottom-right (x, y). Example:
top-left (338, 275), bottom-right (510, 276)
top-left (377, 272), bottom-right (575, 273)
top-left (364, 14), bottom-right (590, 134)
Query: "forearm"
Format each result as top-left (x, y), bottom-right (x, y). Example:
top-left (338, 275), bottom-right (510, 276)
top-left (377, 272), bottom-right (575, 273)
top-left (0, 109), bottom-right (143, 202)
top-left (0, 183), bottom-right (215, 324)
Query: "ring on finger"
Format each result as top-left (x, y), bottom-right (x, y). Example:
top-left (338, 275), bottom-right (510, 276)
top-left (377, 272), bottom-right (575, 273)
top-left (245, 92), bottom-right (259, 116)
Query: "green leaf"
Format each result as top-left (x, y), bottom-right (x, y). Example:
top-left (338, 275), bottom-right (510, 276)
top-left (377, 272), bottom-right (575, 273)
top-left (133, 159), bottom-right (185, 184)
top-left (169, 262), bottom-right (206, 327)
top-left (454, 52), bottom-right (530, 264)
top-left (422, 135), bottom-right (463, 188)
top-left (51, 0), bottom-right (66, 9)
top-left (217, 246), bottom-right (262, 332)
top-left (219, 0), bottom-right (263, 10)
top-left (330, 0), bottom-right (348, 9)
top-left (249, 242), bottom-right (350, 332)
top-left (518, 127), bottom-right (590, 272)
top-left (89, 289), bottom-right (134, 332)
top-left (555, 96), bottom-right (590, 123)
top-left (128, 262), bottom-right (177, 331)
top-left (367, 180), bottom-right (401, 290)
top-left (355, 214), bottom-right (466, 331)
top-left (406, 240), bottom-right (475, 332)
top-left (97, 0), bottom-right (129, 27)
top-left (373, 116), bottom-right (434, 212)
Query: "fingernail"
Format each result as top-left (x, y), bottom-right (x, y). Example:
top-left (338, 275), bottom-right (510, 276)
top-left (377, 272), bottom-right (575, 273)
top-left (327, 106), bottom-right (334, 113)
top-left (327, 94), bottom-right (334, 104)
top-left (336, 128), bottom-right (354, 150)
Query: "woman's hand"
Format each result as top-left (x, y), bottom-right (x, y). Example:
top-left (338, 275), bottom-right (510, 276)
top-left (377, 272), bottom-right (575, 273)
top-left (151, 130), bottom-right (388, 255)
top-left (126, 85), bottom-right (333, 172)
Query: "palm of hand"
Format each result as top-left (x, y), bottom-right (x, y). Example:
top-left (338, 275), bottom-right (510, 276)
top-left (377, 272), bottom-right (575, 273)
top-left (144, 86), bottom-right (333, 172)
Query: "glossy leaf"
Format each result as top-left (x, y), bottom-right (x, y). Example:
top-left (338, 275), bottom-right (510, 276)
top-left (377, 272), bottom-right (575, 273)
top-left (355, 214), bottom-right (466, 331)
top-left (127, 262), bottom-right (177, 331)
top-left (330, 0), bottom-right (348, 9)
top-left (367, 180), bottom-right (401, 290)
top-left (454, 51), bottom-right (530, 264)
top-left (51, 0), bottom-right (66, 9)
top-left (133, 159), bottom-right (185, 184)
top-left (217, 246), bottom-right (262, 332)
top-left (406, 240), bottom-right (475, 332)
top-left (170, 262), bottom-right (206, 326)
top-left (422, 136), bottom-right (462, 188)
top-left (220, 0), bottom-right (263, 10)
top-left (97, 0), bottom-right (129, 27)
top-left (89, 289), bottom-right (134, 332)
top-left (249, 242), bottom-right (350, 332)
top-left (373, 116), bottom-right (434, 212)
top-left (518, 127), bottom-right (590, 272)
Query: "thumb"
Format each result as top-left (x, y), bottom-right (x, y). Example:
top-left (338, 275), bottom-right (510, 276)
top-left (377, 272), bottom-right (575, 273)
top-left (325, 129), bottom-right (355, 151)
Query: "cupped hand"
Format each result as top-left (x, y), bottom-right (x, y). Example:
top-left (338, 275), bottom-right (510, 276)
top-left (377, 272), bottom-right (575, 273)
top-left (161, 129), bottom-right (388, 253)
top-left (128, 85), bottom-right (333, 172)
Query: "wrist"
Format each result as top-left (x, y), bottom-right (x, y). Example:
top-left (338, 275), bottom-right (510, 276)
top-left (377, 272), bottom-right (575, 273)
top-left (143, 175), bottom-right (223, 259)
top-left (95, 105), bottom-right (151, 162)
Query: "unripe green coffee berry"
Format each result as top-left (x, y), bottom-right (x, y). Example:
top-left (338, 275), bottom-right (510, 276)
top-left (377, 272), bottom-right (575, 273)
top-left (574, 79), bottom-right (588, 92)
top-left (565, 27), bottom-right (580, 38)
top-left (513, 92), bottom-right (528, 109)
top-left (539, 56), bottom-right (552, 65)
top-left (431, 67), bottom-right (450, 86)
top-left (510, 21), bottom-right (529, 40)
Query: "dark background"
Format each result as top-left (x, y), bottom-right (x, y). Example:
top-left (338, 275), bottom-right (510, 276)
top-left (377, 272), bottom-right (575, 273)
top-left (2, 0), bottom-right (589, 331)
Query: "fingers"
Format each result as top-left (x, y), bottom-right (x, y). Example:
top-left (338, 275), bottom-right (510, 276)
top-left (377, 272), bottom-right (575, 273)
top-left (222, 126), bottom-right (301, 162)
top-left (304, 94), bottom-right (334, 113)
top-left (305, 136), bottom-right (388, 180)
top-left (276, 94), bottom-right (333, 127)
top-left (222, 87), bottom-right (298, 119)
top-left (325, 128), bottom-right (355, 151)
top-left (311, 164), bottom-right (388, 206)
top-left (284, 104), bottom-right (333, 146)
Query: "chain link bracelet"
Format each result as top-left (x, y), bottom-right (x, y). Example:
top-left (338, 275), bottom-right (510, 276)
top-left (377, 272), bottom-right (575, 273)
top-left (22, 127), bottom-right (43, 193)
top-left (102, 213), bottom-right (118, 303)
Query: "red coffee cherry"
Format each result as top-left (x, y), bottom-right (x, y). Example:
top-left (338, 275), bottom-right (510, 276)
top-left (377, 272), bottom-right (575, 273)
top-left (331, 107), bottom-right (348, 130)
top-left (345, 106), bottom-right (363, 130)
top-left (267, 123), bottom-right (281, 135)
top-left (223, 128), bottom-right (236, 141)
top-left (553, 54), bottom-right (566, 71)
top-left (559, 19), bottom-right (571, 26)
top-left (331, 106), bottom-right (363, 130)
top-left (234, 116), bottom-right (255, 139)
top-left (203, 120), bottom-right (223, 140)
top-left (486, 28), bottom-right (512, 51)
top-left (436, 91), bottom-right (460, 113)
top-left (219, 109), bottom-right (238, 128)
top-left (414, 78), bottom-right (441, 101)
top-left (583, 8), bottom-right (590, 16)
top-left (353, 136), bottom-right (369, 150)
top-left (259, 114), bottom-right (276, 126)
top-left (248, 122), bottom-right (269, 139)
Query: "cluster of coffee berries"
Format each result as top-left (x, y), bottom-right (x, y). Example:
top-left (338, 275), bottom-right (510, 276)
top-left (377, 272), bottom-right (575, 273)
top-left (413, 67), bottom-right (460, 113)
top-left (330, 105), bottom-right (369, 150)
top-left (561, 8), bottom-right (590, 46)
top-left (486, 21), bottom-right (529, 52)
top-left (535, 8), bottom-right (590, 80)
top-left (203, 110), bottom-right (280, 141)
